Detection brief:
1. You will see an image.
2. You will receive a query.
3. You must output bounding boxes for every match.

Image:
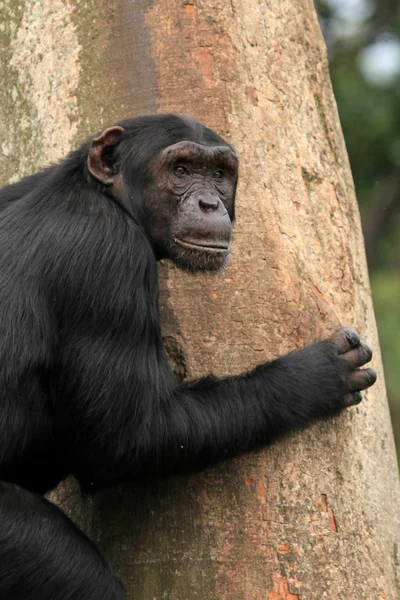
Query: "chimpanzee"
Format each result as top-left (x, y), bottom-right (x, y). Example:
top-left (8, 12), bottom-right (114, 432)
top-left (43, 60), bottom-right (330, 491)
top-left (0, 114), bottom-right (376, 599)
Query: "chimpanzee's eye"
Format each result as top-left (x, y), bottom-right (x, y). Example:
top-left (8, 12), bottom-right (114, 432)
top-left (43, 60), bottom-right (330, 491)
top-left (213, 170), bottom-right (223, 179)
top-left (174, 166), bottom-right (188, 177)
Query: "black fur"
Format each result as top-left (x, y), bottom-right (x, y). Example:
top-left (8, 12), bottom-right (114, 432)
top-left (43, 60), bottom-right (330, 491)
top-left (0, 482), bottom-right (125, 600)
top-left (0, 114), bottom-right (375, 598)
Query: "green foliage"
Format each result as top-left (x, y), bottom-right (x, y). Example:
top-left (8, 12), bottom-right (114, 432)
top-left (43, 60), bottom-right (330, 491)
top-left (371, 272), bottom-right (400, 452)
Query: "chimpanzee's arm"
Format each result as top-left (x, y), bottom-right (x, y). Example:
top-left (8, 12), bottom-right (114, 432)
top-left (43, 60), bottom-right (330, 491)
top-left (71, 315), bottom-right (375, 491)
top-left (149, 328), bottom-right (374, 476)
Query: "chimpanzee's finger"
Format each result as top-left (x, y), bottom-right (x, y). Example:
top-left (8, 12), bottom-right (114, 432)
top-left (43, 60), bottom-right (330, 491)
top-left (339, 342), bottom-right (373, 369)
top-left (347, 368), bottom-right (377, 392)
top-left (344, 391), bottom-right (363, 407)
top-left (329, 327), bottom-right (360, 355)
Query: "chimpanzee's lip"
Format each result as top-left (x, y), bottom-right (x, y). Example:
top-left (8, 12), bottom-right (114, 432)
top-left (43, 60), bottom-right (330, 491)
top-left (173, 237), bottom-right (230, 252)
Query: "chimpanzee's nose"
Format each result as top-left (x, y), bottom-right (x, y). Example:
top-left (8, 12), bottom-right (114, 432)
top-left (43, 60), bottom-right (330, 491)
top-left (199, 197), bottom-right (219, 212)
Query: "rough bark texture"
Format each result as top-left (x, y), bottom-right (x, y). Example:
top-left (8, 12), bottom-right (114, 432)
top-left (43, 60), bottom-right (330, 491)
top-left (0, 0), bottom-right (399, 598)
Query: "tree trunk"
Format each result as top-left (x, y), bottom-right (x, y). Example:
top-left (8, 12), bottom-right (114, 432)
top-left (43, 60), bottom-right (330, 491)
top-left (1, 0), bottom-right (399, 598)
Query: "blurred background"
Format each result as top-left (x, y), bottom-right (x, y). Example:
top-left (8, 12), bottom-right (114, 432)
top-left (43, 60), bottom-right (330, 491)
top-left (316, 0), bottom-right (400, 463)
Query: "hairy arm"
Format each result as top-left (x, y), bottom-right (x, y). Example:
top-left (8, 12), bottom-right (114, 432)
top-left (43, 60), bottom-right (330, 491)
top-left (151, 329), bottom-right (375, 476)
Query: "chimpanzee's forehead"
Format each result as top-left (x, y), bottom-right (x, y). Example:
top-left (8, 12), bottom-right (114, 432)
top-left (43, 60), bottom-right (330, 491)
top-left (158, 141), bottom-right (238, 168)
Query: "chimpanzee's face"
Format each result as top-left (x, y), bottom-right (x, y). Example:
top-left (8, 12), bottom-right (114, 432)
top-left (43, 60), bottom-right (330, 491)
top-left (144, 141), bottom-right (238, 272)
top-left (87, 123), bottom-right (238, 272)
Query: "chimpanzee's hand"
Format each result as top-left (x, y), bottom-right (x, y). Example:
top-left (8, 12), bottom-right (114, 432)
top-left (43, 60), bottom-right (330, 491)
top-left (328, 326), bottom-right (377, 407)
top-left (268, 326), bottom-right (377, 423)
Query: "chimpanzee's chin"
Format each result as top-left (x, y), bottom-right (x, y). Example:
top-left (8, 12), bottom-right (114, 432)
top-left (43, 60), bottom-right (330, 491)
top-left (170, 246), bottom-right (230, 273)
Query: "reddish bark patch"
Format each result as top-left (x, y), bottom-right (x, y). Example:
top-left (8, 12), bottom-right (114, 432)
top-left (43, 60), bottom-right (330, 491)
top-left (268, 575), bottom-right (299, 599)
top-left (328, 509), bottom-right (338, 533)
top-left (185, 3), bottom-right (196, 16)
top-left (320, 494), bottom-right (338, 532)
top-left (256, 481), bottom-right (267, 502)
top-left (277, 542), bottom-right (290, 553)
top-left (193, 47), bottom-right (214, 86)
top-left (244, 475), bottom-right (254, 486)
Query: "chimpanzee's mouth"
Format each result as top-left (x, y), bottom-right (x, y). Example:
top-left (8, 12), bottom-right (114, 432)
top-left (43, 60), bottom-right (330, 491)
top-left (173, 237), bottom-right (230, 253)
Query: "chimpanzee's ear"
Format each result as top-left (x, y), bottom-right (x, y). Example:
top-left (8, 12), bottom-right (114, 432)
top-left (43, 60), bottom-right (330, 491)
top-left (87, 126), bottom-right (125, 185)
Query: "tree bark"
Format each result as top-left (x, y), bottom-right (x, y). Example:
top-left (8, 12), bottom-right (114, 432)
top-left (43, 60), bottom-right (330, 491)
top-left (0, 0), bottom-right (399, 598)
